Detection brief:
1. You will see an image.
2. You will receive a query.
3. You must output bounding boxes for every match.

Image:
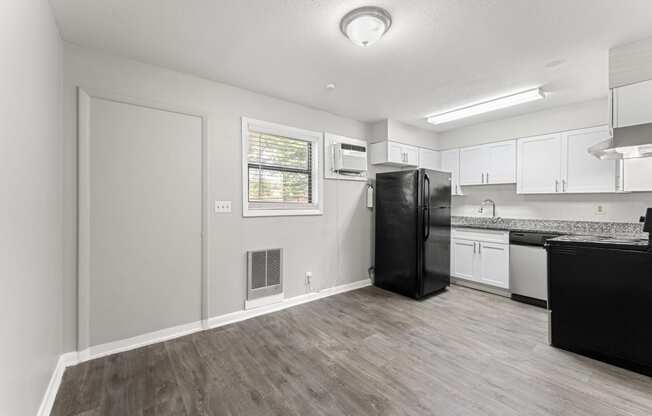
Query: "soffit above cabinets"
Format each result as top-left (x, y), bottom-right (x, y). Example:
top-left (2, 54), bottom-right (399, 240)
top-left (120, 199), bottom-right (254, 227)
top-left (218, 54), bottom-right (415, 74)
top-left (50, 0), bottom-right (652, 130)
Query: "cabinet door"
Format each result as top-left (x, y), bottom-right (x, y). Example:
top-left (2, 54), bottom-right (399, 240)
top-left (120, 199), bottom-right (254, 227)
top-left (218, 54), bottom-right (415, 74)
top-left (614, 80), bottom-right (652, 128)
top-left (487, 140), bottom-right (516, 184)
top-left (624, 157), bottom-right (652, 192)
top-left (452, 239), bottom-right (476, 280)
top-left (388, 142), bottom-right (403, 164)
top-left (459, 146), bottom-right (487, 185)
top-left (403, 145), bottom-right (419, 166)
top-left (562, 126), bottom-right (616, 193)
top-left (479, 242), bottom-right (509, 289)
top-left (441, 149), bottom-right (462, 195)
top-left (419, 148), bottom-right (440, 170)
top-left (517, 134), bottom-right (562, 194)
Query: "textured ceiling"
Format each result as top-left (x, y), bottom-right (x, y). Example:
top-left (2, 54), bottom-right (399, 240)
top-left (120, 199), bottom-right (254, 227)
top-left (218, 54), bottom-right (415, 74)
top-left (50, 0), bottom-right (652, 131)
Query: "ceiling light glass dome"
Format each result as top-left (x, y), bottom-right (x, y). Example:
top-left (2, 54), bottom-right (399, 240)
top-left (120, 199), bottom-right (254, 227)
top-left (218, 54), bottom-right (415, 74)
top-left (340, 6), bottom-right (392, 47)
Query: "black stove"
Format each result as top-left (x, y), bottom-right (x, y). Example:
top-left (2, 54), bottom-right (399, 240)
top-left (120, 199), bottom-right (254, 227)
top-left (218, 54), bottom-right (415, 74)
top-left (545, 209), bottom-right (652, 377)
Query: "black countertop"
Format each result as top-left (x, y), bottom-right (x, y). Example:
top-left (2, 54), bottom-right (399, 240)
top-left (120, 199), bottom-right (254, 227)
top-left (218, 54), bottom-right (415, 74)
top-left (547, 234), bottom-right (651, 250)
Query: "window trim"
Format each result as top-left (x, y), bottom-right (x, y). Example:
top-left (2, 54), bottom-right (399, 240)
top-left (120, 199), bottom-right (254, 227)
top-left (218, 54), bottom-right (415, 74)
top-left (241, 117), bottom-right (323, 217)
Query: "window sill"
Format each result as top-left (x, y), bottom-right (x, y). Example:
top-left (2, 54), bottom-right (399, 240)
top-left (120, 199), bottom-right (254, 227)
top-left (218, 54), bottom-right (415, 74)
top-left (243, 207), bottom-right (323, 217)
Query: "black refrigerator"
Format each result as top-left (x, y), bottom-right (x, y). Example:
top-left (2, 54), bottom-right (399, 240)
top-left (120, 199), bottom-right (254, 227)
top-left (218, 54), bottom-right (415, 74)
top-left (374, 169), bottom-right (451, 299)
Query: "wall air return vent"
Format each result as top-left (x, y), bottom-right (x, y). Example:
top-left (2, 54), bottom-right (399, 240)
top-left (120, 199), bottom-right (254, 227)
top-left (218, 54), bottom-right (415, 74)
top-left (245, 248), bottom-right (283, 309)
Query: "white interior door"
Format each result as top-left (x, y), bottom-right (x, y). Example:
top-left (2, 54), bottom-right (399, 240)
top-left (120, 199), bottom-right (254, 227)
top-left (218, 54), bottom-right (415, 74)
top-left (79, 90), bottom-right (205, 348)
top-left (517, 134), bottom-right (562, 194)
top-left (562, 126), bottom-right (615, 193)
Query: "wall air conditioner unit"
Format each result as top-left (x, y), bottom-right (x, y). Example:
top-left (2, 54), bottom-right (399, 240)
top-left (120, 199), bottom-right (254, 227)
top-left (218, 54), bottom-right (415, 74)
top-left (333, 143), bottom-right (368, 174)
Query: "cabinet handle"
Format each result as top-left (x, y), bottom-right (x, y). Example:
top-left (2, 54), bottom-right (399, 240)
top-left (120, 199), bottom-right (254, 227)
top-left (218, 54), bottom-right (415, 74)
top-left (555, 179), bottom-right (559, 193)
top-left (478, 243), bottom-right (482, 254)
top-left (481, 173), bottom-right (485, 184)
top-left (562, 179), bottom-right (567, 192)
top-left (486, 172), bottom-right (489, 184)
top-left (473, 242), bottom-right (476, 253)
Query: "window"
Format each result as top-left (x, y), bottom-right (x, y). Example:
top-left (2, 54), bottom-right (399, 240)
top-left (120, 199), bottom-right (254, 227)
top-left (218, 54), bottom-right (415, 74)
top-left (242, 118), bottom-right (323, 216)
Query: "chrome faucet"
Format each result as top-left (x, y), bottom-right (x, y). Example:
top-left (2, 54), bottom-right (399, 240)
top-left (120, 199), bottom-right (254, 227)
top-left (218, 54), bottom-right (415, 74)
top-left (479, 199), bottom-right (497, 219)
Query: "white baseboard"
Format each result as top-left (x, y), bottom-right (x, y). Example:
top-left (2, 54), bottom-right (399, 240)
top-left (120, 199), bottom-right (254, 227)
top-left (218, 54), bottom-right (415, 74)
top-left (76, 320), bottom-right (205, 363)
top-left (208, 278), bottom-right (371, 329)
top-left (41, 278), bottom-right (370, 413)
top-left (56, 277), bottom-right (371, 368)
top-left (36, 351), bottom-right (80, 416)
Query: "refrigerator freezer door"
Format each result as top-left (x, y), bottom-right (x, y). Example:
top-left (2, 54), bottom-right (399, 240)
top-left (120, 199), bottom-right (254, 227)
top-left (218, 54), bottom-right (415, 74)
top-left (421, 169), bottom-right (451, 296)
top-left (374, 170), bottom-right (420, 298)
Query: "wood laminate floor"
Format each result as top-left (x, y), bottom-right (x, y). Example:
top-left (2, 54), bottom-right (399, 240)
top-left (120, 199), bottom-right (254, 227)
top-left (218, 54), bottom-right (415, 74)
top-left (52, 285), bottom-right (652, 416)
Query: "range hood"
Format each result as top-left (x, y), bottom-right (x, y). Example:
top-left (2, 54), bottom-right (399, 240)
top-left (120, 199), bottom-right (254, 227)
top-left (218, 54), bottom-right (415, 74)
top-left (588, 37), bottom-right (652, 160)
top-left (589, 124), bottom-right (652, 160)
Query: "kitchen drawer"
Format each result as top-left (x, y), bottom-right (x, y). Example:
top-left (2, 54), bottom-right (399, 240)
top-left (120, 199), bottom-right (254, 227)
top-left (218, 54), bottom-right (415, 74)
top-left (452, 227), bottom-right (509, 244)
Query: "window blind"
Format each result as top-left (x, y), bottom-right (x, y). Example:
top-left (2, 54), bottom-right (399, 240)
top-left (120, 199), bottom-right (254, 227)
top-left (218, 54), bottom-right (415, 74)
top-left (247, 130), bottom-right (313, 204)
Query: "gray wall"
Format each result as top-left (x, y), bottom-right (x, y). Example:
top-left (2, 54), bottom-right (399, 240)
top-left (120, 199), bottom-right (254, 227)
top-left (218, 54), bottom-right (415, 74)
top-left (437, 98), bottom-right (652, 222)
top-left (0, 0), bottom-right (64, 414)
top-left (63, 44), bottom-right (373, 351)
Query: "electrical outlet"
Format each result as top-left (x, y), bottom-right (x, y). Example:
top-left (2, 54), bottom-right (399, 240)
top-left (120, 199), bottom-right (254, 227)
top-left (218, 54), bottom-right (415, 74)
top-left (305, 271), bottom-right (312, 284)
top-left (595, 205), bottom-right (606, 215)
top-left (214, 200), bottom-right (232, 213)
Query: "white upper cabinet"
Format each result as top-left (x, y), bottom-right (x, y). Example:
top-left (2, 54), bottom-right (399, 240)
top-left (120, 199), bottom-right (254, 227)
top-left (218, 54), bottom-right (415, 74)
top-left (440, 149), bottom-right (463, 195)
top-left (459, 146), bottom-right (486, 185)
top-left (562, 126), bottom-right (615, 193)
top-left (613, 79), bottom-right (652, 128)
top-left (518, 126), bottom-right (615, 194)
top-left (418, 148), bottom-right (441, 170)
top-left (370, 140), bottom-right (419, 167)
top-left (459, 140), bottom-right (516, 186)
top-left (623, 157), bottom-right (652, 192)
top-left (517, 133), bottom-right (563, 194)
top-left (487, 140), bottom-right (517, 184)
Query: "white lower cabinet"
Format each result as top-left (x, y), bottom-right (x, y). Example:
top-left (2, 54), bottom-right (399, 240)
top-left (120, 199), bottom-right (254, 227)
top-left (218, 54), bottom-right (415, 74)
top-left (478, 242), bottom-right (509, 288)
top-left (451, 228), bottom-right (509, 289)
top-left (452, 239), bottom-right (476, 280)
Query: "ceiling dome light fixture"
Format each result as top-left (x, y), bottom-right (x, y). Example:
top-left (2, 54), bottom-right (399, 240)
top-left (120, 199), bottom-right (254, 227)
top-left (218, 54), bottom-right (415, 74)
top-left (340, 6), bottom-right (392, 47)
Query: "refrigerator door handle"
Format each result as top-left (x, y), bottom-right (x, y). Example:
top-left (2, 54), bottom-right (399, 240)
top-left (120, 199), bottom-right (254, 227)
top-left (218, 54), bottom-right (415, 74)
top-left (423, 173), bottom-right (431, 241)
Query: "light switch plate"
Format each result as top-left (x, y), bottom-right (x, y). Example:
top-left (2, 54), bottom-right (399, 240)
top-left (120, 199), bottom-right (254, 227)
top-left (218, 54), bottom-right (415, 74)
top-left (215, 200), bottom-right (232, 213)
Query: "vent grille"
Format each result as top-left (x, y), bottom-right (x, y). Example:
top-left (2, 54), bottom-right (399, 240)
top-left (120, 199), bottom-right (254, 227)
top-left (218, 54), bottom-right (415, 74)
top-left (247, 248), bottom-right (283, 300)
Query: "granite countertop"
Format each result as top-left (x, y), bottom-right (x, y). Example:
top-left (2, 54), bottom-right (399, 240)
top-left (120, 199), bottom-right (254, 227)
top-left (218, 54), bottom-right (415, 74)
top-left (451, 216), bottom-right (648, 239)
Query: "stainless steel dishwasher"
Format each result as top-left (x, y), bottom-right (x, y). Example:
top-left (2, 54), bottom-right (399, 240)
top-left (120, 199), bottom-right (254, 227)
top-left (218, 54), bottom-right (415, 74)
top-left (509, 231), bottom-right (560, 308)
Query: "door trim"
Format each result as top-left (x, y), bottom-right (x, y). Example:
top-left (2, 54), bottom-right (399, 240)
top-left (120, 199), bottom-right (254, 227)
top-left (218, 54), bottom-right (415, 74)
top-left (76, 87), bottom-right (209, 351)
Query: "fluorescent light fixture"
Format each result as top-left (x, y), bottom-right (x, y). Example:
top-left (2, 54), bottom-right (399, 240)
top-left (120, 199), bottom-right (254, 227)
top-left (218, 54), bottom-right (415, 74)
top-left (426, 88), bottom-right (545, 125)
top-left (340, 6), bottom-right (392, 47)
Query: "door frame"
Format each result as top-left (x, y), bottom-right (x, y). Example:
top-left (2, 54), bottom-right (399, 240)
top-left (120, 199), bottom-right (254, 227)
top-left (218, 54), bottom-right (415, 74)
top-left (76, 87), bottom-right (209, 352)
